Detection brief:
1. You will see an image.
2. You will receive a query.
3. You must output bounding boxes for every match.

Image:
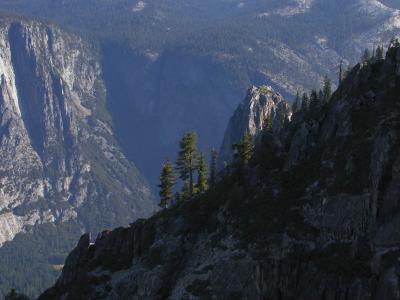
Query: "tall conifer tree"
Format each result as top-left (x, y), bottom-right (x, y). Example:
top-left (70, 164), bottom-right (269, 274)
top-left (376, 46), bottom-right (384, 60)
top-left (260, 115), bottom-right (273, 155)
top-left (196, 152), bottom-right (208, 193)
top-left (158, 160), bottom-right (175, 208)
top-left (176, 132), bottom-right (197, 197)
top-left (323, 76), bottom-right (332, 103)
top-left (361, 48), bottom-right (371, 63)
top-left (309, 88), bottom-right (319, 111)
top-left (301, 93), bottom-right (309, 112)
top-left (293, 91), bottom-right (302, 112)
top-left (180, 181), bottom-right (191, 201)
top-left (233, 132), bottom-right (253, 167)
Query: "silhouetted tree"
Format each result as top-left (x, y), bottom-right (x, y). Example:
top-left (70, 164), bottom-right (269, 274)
top-left (323, 76), bottom-right (332, 103)
top-left (260, 115), bottom-right (273, 153)
top-left (375, 45), bottom-right (384, 60)
top-left (293, 91), bottom-right (302, 113)
top-left (158, 159), bottom-right (175, 208)
top-left (233, 131), bottom-right (253, 167)
top-left (180, 180), bottom-right (191, 201)
top-left (309, 88), bottom-right (319, 111)
top-left (196, 152), bottom-right (208, 193)
top-left (276, 105), bottom-right (289, 129)
top-left (361, 48), bottom-right (371, 64)
top-left (301, 92), bottom-right (309, 112)
top-left (257, 114), bottom-right (279, 171)
top-left (176, 132), bottom-right (197, 197)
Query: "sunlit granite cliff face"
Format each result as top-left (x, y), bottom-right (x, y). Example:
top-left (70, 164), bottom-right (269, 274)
top-left (0, 17), bottom-right (156, 296)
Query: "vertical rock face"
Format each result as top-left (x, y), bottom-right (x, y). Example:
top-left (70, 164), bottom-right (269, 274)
top-left (218, 85), bottom-right (292, 168)
top-left (0, 17), bottom-right (156, 247)
top-left (101, 45), bottom-right (243, 191)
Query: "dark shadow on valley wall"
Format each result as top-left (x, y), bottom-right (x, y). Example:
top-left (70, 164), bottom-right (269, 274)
top-left (101, 44), bottom-right (246, 192)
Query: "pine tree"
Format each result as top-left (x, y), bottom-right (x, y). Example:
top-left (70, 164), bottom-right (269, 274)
top-left (322, 76), bottom-right (332, 103)
top-left (242, 132), bottom-right (253, 165)
top-left (196, 152), bottom-right (208, 193)
top-left (361, 48), bottom-right (371, 64)
top-left (158, 160), bottom-right (175, 209)
top-left (241, 132), bottom-right (253, 164)
top-left (293, 91), bottom-right (302, 112)
top-left (260, 114), bottom-right (273, 155)
top-left (209, 148), bottom-right (217, 188)
top-left (233, 132), bottom-right (253, 166)
top-left (258, 113), bottom-right (281, 171)
top-left (376, 46), bottom-right (384, 60)
top-left (309, 88), bottom-right (319, 111)
top-left (176, 132), bottom-right (197, 197)
top-left (276, 105), bottom-right (288, 129)
top-left (263, 114), bottom-right (273, 133)
top-left (180, 180), bottom-right (191, 201)
top-left (301, 92), bottom-right (309, 112)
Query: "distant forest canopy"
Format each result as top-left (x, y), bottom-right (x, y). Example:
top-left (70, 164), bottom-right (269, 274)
top-left (0, 0), bottom-right (397, 94)
top-left (0, 0), bottom-right (384, 51)
top-left (379, 0), bottom-right (400, 9)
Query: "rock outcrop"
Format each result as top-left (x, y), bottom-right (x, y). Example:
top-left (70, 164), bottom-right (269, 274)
top-left (218, 85), bottom-right (292, 168)
top-left (0, 16), bottom-right (156, 297)
top-left (38, 42), bottom-right (400, 300)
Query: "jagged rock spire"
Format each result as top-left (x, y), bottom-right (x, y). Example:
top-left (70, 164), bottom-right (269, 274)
top-left (218, 85), bottom-right (292, 168)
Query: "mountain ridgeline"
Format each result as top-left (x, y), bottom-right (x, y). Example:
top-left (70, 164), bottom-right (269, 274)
top-left (37, 42), bottom-right (400, 299)
top-left (0, 17), bottom-right (156, 297)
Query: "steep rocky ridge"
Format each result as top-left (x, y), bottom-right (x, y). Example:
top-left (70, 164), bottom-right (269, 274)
top-left (0, 16), bottom-right (156, 297)
top-left (38, 40), bottom-right (400, 300)
top-left (218, 85), bottom-right (292, 168)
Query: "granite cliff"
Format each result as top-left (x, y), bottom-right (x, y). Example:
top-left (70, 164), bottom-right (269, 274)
top-left (218, 85), bottom-right (292, 168)
top-left (0, 16), bottom-right (156, 297)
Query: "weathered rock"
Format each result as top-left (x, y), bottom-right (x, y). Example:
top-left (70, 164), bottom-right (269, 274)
top-left (0, 17), bottom-right (156, 248)
top-left (0, 16), bottom-right (158, 297)
top-left (218, 85), bottom-right (292, 168)
top-left (38, 42), bottom-right (400, 300)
